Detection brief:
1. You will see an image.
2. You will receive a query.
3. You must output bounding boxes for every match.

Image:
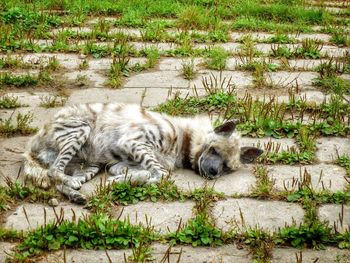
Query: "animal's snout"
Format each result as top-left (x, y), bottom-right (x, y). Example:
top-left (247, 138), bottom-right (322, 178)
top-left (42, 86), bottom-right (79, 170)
top-left (209, 167), bottom-right (218, 176)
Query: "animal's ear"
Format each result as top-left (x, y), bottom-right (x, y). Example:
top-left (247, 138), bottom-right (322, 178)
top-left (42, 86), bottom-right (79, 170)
top-left (240, 147), bottom-right (263, 163)
top-left (214, 120), bottom-right (237, 137)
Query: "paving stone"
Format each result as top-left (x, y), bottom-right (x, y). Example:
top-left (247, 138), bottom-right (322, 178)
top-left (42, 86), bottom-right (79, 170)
top-left (110, 27), bottom-right (142, 37)
top-left (172, 167), bottom-right (257, 196)
top-left (88, 57), bottom-right (147, 70)
top-left (124, 71), bottom-right (189, 89)
top-left (194, 43), bottom-right (239, 53)
top-left (321, 46), bottom-right (349, 57)
top-left (0, 242), bottom-right (16, 263)
top-left (318, 204), bottom-right (350, 233)
top-left (67, 88), bottom-right (142, 105)
top-left (64, 70), bottom-right (107, 88)
top-left (230, 32), bottom-right (274, 42)
top-left (131, 41), bottom-right (178, 52)
top-left (316, 137), bottom-right (350, 162)
top-left (4, 91), bottom-right (53, 107)
top-left (266, 71), bottom-right (318, 88)
top-left (158, 58), bottom-right (204, 71)
top-left (39, 248), bottom-right (133, 263)
top-left (0, 136), bottom-right (28, 185)
top-left (241, 137), bottom-right (296, 153)
top-left (39, 243), bottom-right (252, 263)
top-left (4, 203), bottom-right (89, 231)
top-left (275, 90), bottom-right (329, 105)
top-left (272, 247), bottom-right (350, 263)
top-left (287, 59), bottom-right (324, 70)
top-left (268, 164), bottom-right (348, 192)
top-left (0, 106), bottom-right (59, 127)
top-left (87, 17), bottom-right (118, 24)
top-left (213, 198), bottom-right (304, 231)
top-left (294, 33), bottom-right (331, 42)
top-left (192, 70), bottom-right (253, 89)
top-left (114, 201), bottom-right (195, 233)
top-left (151, 243), bottom-right (252, 263)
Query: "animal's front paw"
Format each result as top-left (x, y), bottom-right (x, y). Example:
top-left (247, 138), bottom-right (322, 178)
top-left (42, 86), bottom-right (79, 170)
top-left (64, 177), bottom-right (82, 190)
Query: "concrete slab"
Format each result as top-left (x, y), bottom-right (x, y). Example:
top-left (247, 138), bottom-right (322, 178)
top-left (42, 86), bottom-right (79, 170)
top-left (192, 70), bottom-right (253, 89)
top-left (124, 71), bottom-right (189, 89)
top-left (38, 243), bottom-right (253, 263)
top-left (266, 71), bottom-right (318, 88)
top-left (214, 198), bottom-right (304, 231)
top-left (151, 243), bottom-right (252, 263)
top-left (115, 201), bottom-right (195, 233)
top-left (158, 58), bottom-right (204, 71)
top-left (272, 247), bottom-right (350, 263)
top-left (4, 203), bottom-right (89, 231)
top-left (0, 136), bottom-right (28, 185)
top-left (172, 167), bottom-right (257, 196)
top-left (64, 70), bottom-right (107, 88)
top-left (268, 164), bottom-right (348, 192)
top-left (316, 137), bottom-right (350, 162)
top-left (318, 204), bottom-right (350, 233)
top-left (0, 242), bottom-right (16, 263)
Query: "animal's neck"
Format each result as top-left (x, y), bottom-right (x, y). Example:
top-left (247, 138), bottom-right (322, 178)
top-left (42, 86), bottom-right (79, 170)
top-left (177, 117), bottom-right (211, 171)
top-left (181, 128), bottom-right (192, 169)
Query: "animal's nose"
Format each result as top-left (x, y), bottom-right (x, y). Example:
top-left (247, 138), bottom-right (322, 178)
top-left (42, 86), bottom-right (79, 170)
top-left (209, 167), bottom-right (218, 176)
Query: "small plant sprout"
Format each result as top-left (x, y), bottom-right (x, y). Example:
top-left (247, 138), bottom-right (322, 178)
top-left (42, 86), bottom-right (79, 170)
top-left (0, 112), bottom-right (37, 136)
top-left (205, 46), bottom-right (228, 70)
top-left (0, 95), bottom-right (22, 109)
top-left (79, 59), bottom-right (89, 70)
top-left (181, 59), bottom-right (197, 80)
top-left (39, 95), bottom-right (66, 108)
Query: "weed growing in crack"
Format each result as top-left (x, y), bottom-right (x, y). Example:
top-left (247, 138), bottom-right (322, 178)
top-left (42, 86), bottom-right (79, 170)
top-left (87, 179), bottom-right (114, 214)
top-left (0, 95), bottom-right (22, 109)
top-left (0, 73), bottom-right (38, 88)
top-left (39, 95), bottom-right (66, 108)
top-left (330, 31), bottom-right (349, 47)
top-left (45, 57), bottom-right (60, 71)
top-left (78, 59), bottom-right (89, 70)
top-left (276, 220), bottom-right (335, 249)
top-left (0, 56), bottom-right (30, 69)
top-left (295, 38), bottom-right (323, 59)
top-left (181, 59), bottom-right (197, 80)
top-left (240, 228), bottom-right (274, 262)
top-left (0, 227), bottom-right (22, 243)
top-left (0, 178), bottom-right (58, 211)
top-left (337, 155), bottom-right (350, 176)
top-left (168, 214), bottom-right (223, 246)
top-left (267, 33), bottom-right (295, 44)
top-left (270, 44), bottom-right (293, 59)
top-left (111, 177), bottom-right (184, 205)
top-left (251, 165), bottom-right (274, 198)
top-left (0, 112), bottom-right (37, 136)
top-left (141, 21), bottom-right (169, 42)
top-left (142, 47), bottom-right (160, 69)
top-left (14, 213), bottom-right (158, 261)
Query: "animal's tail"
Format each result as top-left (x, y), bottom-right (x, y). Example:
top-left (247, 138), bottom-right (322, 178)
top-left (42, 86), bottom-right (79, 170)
top-left (23, 151), bottom-right (52, 189)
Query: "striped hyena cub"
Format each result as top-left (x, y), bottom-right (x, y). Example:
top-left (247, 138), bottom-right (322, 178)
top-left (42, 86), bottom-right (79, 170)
top-left (24, 103), bottom-right (263, 204)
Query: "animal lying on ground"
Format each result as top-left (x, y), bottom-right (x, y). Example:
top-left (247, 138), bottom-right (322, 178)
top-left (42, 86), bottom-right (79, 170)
top-left (24, 103), bottom-right (263, 204)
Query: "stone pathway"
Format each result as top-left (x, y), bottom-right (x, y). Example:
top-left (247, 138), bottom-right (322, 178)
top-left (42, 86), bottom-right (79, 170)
top-left (0, 1), bottom-right (350, 262)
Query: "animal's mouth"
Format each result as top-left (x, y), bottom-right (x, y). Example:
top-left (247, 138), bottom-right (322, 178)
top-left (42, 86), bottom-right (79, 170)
top-left (198, 157), bottom-right (222, 180)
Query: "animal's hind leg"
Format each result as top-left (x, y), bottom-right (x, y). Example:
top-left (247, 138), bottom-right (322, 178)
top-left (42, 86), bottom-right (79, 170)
top-left (71, 164), bottom-right (100, 184)
top-left (49, 120), bottom-right (91, 190)
top-left (107, 161), bottom-right (152, 185)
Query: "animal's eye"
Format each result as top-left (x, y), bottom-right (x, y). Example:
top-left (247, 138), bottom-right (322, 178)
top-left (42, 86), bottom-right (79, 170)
top-left (210, 147), bottom-right (218, 155)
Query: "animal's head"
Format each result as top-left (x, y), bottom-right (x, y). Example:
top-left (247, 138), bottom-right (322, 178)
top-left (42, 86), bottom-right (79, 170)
top-left (197, 120), bottom-right (263, 179)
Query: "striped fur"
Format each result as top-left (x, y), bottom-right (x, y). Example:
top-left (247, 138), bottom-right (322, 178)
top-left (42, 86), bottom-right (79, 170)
top-left (24, 103), bottom-right (262, 204)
